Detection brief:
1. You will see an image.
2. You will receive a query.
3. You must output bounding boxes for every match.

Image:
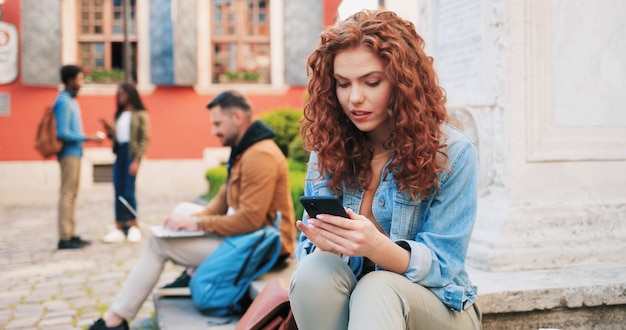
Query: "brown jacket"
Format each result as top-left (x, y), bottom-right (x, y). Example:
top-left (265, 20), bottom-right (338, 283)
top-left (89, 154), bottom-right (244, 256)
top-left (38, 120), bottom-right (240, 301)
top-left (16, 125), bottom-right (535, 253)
top-left (111, 109), bottom-right (150, 159)
top-left (195, 139), bottom-right (296, 257)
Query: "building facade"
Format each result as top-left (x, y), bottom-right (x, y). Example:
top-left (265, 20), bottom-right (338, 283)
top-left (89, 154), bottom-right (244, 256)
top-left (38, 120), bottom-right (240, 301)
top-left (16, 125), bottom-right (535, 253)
top-left (2, 0), bottom-right (626, 276)
top-left (0, 0), bottom-right (340, 204)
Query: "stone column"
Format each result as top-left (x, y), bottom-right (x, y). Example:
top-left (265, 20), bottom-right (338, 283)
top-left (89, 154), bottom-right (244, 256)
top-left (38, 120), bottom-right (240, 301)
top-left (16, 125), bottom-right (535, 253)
top-left (417, 0), bottom-right (626, 272)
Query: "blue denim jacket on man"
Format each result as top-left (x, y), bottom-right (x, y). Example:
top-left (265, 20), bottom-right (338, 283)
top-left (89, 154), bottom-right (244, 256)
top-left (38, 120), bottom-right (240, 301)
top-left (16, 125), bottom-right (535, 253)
top-left (53, 89), bottom-right (87, 158)
top-left (296, 123), bottom-right (478, 312)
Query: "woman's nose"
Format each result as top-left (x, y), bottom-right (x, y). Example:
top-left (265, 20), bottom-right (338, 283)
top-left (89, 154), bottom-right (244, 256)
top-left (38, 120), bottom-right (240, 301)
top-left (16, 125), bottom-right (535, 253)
top-left (349, 86), bottom-right (365, 105)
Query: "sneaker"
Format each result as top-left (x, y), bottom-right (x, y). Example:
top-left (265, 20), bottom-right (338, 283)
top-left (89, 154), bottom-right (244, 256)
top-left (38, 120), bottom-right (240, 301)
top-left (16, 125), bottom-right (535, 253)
top-left (160, 270), bottom-right (191, 289)
top-left (71, 236), bottom-right (92, 247)
top-left (88, 318), bottom-right (129, 330)
top-left (102, 228), bottom-right (126, 243)
top-left (58, 239), bottom-right (83, 250)
top-left (126, 226), bottom-right (142, 242)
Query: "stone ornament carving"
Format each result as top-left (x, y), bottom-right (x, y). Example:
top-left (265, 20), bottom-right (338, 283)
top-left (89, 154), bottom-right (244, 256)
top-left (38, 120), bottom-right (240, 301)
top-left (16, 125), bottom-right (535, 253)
top-left (449, 105), bottom-right (506, 197)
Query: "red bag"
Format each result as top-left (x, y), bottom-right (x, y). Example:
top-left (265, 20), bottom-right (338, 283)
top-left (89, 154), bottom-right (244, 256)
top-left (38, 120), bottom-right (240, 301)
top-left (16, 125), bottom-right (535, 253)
top-left (35, 106), bottom-right (62, 158)
top-left (235, 278), bottom-right (297, 330)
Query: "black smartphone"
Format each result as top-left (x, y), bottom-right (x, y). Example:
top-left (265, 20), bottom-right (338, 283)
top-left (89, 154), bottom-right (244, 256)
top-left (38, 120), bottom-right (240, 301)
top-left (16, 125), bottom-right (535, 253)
top-left (299, 195), bottom-right (349, 218)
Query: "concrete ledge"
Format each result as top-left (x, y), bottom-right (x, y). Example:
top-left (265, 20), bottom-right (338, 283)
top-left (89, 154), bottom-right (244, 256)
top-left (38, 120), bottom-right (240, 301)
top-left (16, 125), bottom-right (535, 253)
top-left (470, 264), bottom-right (626, 329)
top-left (470, 264), bottom-right (626, 313)
top-left (154, 297), bottom-right (240, 330)
top-left (154, 258), bottom-right (296, 330)
top-left (155, 262), bottom-right (626, 330)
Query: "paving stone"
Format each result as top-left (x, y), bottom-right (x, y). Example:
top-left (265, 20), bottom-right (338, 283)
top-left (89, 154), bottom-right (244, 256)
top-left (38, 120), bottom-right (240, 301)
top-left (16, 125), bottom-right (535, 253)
top-left (0, 310), bottom-right (12, 326)
top-left (77, 317), bottom-right (98, 328)
top-left (59, 276), bottom-right (87, 286)
top-left (1, 289), bottom-right (30, 305)
top-left (13, 303), bottom-right (44, 316)
top-left (3, 316), bottom-right (39, 329)
top-left (0, 190), bottom-right (192, 329)
top-left (42, 299), bottom-right (71, 311)
top-left (38, 314), bottom-right (75, 327)
top-left (58, 288), bottom-right (89, 301)
top-left (23, 291), bottom-right (58, 303)
top-left (42, 309), bottom-right (76, 319)
top-left (43, 326), bottom-right (82, 330)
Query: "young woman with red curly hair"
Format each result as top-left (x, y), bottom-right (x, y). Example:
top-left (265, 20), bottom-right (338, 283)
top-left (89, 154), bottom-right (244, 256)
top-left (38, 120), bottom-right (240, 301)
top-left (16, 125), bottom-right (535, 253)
top-left (289, 9), bottom-right (481, 329)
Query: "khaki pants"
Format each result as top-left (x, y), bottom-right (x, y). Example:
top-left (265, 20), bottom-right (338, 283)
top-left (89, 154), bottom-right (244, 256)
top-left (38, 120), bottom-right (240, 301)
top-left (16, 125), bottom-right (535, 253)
top-left (58, 156), bottom-right (81, 241)
top-left (108, 202), bottom-right (220, 320)
top-left (289, 251), bottom-right (482, 330)
top-left (109, 234), bottom-right (225, 320)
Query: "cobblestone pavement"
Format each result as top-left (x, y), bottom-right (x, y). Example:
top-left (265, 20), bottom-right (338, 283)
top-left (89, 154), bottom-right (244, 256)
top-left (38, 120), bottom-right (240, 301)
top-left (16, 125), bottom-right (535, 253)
top-left (0, 186), bottom-right (202, 329)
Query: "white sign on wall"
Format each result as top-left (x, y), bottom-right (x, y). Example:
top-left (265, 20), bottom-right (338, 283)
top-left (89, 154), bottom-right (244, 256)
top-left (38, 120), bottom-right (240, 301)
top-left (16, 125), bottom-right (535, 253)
top-left (435, 0), bottom-right (484, 105)
top-left (0, 20), bottom-right (18, 84)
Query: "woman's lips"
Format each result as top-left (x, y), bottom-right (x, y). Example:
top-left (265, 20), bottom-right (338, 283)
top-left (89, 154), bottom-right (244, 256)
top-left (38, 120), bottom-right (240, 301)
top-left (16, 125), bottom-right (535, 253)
top-left (350, 110), bottom-right (371, 121)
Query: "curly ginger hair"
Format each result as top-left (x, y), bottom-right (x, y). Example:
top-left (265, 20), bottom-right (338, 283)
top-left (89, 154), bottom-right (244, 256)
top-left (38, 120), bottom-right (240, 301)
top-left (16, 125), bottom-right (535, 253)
top-left (301, 9), bottom-right (448, 200)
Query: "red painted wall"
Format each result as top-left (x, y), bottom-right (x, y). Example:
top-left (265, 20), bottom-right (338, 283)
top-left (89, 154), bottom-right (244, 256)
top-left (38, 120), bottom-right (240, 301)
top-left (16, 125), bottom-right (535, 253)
top-left (324, 0), bottom-right (342, 26)
top-left (0, 0), bottom-right (309, 161)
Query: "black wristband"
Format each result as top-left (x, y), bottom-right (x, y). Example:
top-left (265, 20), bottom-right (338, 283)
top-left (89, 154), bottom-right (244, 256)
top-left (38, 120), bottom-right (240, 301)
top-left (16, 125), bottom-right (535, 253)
top-left (395, 240), bottom-right (411, 252)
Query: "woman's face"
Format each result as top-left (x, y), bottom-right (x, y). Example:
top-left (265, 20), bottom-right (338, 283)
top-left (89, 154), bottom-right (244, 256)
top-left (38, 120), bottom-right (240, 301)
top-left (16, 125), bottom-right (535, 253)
top-left (334, 46), bottom-right (393, 141)
top-left (117, 88), bottom-right (129, 107)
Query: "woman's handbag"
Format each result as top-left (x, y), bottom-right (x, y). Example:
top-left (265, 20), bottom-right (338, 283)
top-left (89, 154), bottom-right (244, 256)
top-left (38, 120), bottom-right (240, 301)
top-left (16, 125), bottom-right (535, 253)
top-left (235, 278), bottom-right (297, 330)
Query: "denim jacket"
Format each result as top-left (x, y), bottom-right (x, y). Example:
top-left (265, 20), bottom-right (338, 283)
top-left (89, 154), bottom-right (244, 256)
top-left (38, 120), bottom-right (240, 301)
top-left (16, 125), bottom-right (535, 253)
top-left (53, 89), bottom-right (86, 158)
top-left (296, 123), bottom-right (478, 312)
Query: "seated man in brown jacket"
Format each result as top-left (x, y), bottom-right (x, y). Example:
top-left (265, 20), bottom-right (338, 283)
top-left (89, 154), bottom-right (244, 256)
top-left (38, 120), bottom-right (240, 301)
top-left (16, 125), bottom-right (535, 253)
top-left (89, 90), bottom-right (296, 330)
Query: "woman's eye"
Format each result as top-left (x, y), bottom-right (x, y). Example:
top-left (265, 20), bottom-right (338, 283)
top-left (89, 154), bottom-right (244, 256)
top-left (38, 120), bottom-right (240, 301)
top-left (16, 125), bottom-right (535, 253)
top-left (336, 82), bottom-right (349, 88)
top-left (366, 81), bottom-right (381, 87)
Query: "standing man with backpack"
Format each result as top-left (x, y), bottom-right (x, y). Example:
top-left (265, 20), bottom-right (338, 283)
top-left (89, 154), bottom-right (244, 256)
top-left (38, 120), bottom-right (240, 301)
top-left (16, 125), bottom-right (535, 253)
top-left (54, 65), bottom-right (104, 250)
top-left (88, 90), bottom-right (296, 330)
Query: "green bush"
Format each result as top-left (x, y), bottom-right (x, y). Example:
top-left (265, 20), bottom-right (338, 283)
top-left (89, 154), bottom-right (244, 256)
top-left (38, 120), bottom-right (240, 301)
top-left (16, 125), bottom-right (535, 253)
top-left (288, 159), bottom-right (307, 220)
top-left (219, 70), bottom-right (260, 82)
top-left (259, 109), bottom-right (303, 157)
top-left (288, 134), bottom-right (309, 164)
top-left (86, 68), bottom-right (125, 83)
top-left (204, 164), bottom-right (227, 199)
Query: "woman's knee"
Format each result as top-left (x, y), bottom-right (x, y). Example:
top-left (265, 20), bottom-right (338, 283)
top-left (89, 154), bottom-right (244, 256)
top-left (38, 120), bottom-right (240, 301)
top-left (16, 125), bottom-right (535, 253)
top-left (351, 271), bottom-right (404, 302)
top-left (290, 252), bottom-right (354, 297)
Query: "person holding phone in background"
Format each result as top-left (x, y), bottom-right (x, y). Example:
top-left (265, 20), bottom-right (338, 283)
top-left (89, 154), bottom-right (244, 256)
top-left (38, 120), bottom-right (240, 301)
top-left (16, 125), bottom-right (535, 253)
top-left (290, 9), bottom-right (481, 329)
top-left (100, 83), bottom-right (150, 243)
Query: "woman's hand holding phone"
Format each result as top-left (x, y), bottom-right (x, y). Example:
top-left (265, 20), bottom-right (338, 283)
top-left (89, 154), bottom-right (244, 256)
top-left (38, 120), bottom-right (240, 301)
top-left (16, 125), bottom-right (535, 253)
top-left (100, 118), bottom-right (114, 133)
top-left (298, 195), bottom-right (390, 259)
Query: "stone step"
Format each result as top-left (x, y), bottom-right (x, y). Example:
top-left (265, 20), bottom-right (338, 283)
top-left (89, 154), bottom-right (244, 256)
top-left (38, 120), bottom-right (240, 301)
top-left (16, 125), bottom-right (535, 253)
top-left (471, 264), bottom-right (626, 329)
top-left (154, 262), bottom-right (626, 329)
top-left (154, 258), bottom-right (296, 330)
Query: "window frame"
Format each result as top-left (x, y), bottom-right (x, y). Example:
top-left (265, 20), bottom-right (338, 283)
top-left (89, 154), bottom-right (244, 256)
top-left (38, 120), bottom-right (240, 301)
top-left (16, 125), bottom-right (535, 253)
top-left (195, 0), bottom-right (285, 93)
top-left (76, 0), bottom-right (138, 81)
top-left (211, 0), bottom-right (270, 84)
top-left (62, 0), bottom-right (152, 95)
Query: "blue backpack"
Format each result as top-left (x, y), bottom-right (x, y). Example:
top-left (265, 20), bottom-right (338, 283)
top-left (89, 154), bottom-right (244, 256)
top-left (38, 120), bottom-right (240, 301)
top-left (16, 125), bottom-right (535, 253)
top-left (189, 223), bottom-right (282, 316)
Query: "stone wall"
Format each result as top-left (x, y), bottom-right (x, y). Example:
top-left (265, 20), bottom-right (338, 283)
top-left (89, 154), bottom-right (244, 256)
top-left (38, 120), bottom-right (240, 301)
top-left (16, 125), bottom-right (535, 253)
top-left (416, 0), bottom-right (626, 273)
